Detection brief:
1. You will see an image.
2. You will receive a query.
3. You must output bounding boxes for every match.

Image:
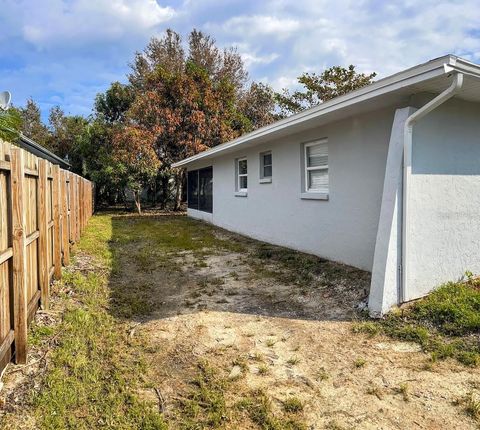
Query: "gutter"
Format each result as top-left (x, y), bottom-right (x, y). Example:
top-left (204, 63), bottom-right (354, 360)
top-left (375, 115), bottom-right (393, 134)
top-left (401, 71), bottom-right (464, 302)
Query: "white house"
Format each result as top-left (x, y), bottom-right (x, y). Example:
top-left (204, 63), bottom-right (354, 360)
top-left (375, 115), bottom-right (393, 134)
top-left (172, 55), bottom-right (480, 316)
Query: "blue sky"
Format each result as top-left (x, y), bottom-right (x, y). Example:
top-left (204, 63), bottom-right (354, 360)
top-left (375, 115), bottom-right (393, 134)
top-left (1, 0), bottom-right (479, 121)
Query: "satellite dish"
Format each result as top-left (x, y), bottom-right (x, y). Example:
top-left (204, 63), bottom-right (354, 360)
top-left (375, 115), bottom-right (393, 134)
top-left (0, 91), bottom-right (12, 110)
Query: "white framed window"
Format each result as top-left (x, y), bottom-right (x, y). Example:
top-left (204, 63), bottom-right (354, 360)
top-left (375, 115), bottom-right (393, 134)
top-left (237, 157), bottom-right (248, 191)
top-left (260, 151), bottom-right (272, 182)
top-left (304, 139), bottom-right (328, 193)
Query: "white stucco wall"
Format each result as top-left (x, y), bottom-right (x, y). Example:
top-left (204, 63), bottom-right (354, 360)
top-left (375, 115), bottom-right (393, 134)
top-left (188, 106), bottom-right (397, 271)
top-left (405, 98), bottom-right (480, 300)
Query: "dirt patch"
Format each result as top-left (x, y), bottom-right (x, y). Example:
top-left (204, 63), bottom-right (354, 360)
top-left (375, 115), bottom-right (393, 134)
top-left (108, 215), bottom-right (479, 429)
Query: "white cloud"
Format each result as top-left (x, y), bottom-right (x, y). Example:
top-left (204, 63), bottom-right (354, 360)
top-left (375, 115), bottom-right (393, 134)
top-left (221, 15), bottom-right (301, 40)
top-left (240, 51), bottom-right (279, 67)
top-left (2, 0), bottom-right (480, 118)
top-left (20, 0), bottom-right (175, 49)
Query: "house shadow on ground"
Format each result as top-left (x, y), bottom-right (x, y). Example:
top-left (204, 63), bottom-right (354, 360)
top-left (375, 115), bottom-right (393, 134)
top-left (105, 212), bottom-right (371, 324)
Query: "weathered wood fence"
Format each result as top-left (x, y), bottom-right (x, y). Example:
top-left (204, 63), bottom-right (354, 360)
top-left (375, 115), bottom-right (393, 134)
top-left (0, 140), bottom-right (93, 373)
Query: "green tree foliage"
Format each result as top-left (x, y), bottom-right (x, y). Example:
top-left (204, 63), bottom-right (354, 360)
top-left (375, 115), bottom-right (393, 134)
top-left (15, 98), bottom-right (50, 147)
top-left (94, 82), bottom-right (134, 123)
top-left (0, 108), bottom-right (22, 141)
top-left (276, 65), bottom-right (376, 116)
top-left (48, 106), bottom-right (89, 165)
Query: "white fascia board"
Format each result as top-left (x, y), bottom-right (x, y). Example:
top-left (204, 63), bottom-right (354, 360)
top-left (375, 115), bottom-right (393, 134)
top-left (173, 55), bottom-right (480, 168)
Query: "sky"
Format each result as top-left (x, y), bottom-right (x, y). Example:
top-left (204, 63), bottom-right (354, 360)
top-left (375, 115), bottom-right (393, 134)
top-left (1, 0), bottom-right (479, 121)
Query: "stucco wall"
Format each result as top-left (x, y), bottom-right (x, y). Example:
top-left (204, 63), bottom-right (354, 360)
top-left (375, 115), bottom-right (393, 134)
top-left (405, 98), bottom-right (480, 299)
top-left (188, 106), bottom-right (396, 271)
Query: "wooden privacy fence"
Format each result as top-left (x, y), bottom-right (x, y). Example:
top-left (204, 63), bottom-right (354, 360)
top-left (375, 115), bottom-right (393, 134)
top-left (0, 140), bottom-right (93, 373)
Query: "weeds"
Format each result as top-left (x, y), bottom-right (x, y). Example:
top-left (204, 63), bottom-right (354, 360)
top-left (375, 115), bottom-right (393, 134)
top-left (283, 397), bottom-right (304, 413)
top-left (464, 392), bottom-right (480, 422)
top-left (287, 356), bottom-right (300, 366)
top-left (354, 358), bottom-right (366, 368)
top-left (395, 383), bottom-right (410, 402)
top-left (353, 278), bottom-right (480, 367)
top-left (236, 390), bottom-right (307, 430)
top-left (258, 364), bottom-right (270, 375)
top-left (177, 361), bottom-right (228, 429)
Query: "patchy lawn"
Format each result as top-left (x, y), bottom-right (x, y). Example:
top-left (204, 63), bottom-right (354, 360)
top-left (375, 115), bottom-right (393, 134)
top-left (1, 212), bottom-right (479, 429)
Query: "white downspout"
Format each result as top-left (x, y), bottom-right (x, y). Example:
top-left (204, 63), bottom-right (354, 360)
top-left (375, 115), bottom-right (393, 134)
top-left (401, 71), bottom-right (464, 302)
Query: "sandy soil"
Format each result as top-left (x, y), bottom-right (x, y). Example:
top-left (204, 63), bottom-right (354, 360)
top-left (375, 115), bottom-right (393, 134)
top-left (123, 245), bottom-right (480, 429)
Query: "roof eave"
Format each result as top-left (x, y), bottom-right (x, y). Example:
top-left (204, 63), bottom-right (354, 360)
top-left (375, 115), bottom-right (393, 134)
top-left (18, 134), bottom-right (71, 169)
top-left (173, 55), bottom-right (480, 168)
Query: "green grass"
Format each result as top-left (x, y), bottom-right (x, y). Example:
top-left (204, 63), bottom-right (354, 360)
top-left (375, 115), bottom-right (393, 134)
top-left (282, 397), bottom-right (304, 413)
top-left (236, 390), bottom-right (307, 430)
top-left (176, 361), bottom-right (229, 429)
top-left (353, 277), bottom-right (480, 366)
top-left (250, 243), bottom-right (369, 289)
top-left (6, 214), bottom-right (168, 430)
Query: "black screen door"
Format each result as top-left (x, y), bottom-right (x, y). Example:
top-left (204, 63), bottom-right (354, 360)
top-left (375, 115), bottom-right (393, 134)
top-left (187, 167), bottom-right (212, 213)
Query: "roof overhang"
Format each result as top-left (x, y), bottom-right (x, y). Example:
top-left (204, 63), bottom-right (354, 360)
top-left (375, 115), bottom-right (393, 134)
top-left (173, 55), bottom-right (480, 168)
top-left (17, 134), bottom-right (71, 169)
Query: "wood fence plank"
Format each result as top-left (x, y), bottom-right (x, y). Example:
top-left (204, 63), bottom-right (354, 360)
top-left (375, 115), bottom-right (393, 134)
top-left (11, 147), bottom-right (28, 364)
top-left (61, 171), bottom-right (70, 266)
top-left (52, 165), bottom-right (62, 279)
top-left (38, 160), bottom-right (49, 309)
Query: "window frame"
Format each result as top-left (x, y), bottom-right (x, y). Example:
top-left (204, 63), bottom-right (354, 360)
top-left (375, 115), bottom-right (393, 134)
top-left (259, 151), bottom-right (272, 183)
top-left (237, 157), bottom-right (248, 192)
top-left (304, 139), bottom-right (328, 194)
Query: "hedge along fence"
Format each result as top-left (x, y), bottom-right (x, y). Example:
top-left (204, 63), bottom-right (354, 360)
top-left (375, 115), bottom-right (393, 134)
top-left (0, 140), bottom-right (93, 374)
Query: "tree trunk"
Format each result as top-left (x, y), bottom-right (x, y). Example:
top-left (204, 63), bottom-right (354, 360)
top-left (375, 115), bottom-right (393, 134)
top-left (133, 190), bottom-right (142, 214)
top-left (160, 175), bottom-right (169, 209)
top-left (173, 171), bottom-right (183, 211)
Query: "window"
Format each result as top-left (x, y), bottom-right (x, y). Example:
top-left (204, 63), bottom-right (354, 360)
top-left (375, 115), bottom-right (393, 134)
top-left (260, 151), bottom-right (272, 182)
top-left (187, 167), bottom-right (213, 213)
top-left (304, 140), bottom-right (328, 193)
top-left (237, 158), bottom-right (248, 191)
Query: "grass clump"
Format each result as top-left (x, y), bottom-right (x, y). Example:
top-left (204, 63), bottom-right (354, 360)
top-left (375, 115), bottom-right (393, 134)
top-left (354, 276), bottom-right (480, 366)
top-left (177, 361), bottom-right (229, 429)
top-left (465, 392), bottom-right (480, 422)
top-left (236, 390), bottom-right (307, 430)
top-left (353, 358), bottom-right (366, 368)
top-left (282, 397), bottom-right (304, 413)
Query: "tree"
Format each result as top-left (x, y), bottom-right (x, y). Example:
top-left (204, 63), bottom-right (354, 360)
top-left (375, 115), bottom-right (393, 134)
top-left (124, 61), bottom-right (246, 209)
top-left (48, 106), bottom-right (89, 167)
top-left (111, 126), bottom-right (160, 213)
top-left (124, 29), bottom-right (261, 210)
top-left (0, 108), bottom-right (22, 142)
top-left (129, 29), bottom-right (185, 91)
top-left (276, 65), bottom-right (376, 116)
top-left (95, 82), bottom-right (134, 123)
top-left (239, 82), bottom-right (279, 130)
top-left (16, 98), bottom-right (50, 147)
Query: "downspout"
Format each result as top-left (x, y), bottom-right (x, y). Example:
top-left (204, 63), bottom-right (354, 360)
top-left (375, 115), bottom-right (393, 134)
top-left (401, 71), bottom-right (464, 302)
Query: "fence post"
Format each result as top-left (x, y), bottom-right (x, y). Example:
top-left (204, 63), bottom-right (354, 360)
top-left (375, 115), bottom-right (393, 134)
top-left (61, 171), bottom-right (70, 266)
top-left (53, 165), bottom-right (62, 280)
top-left (69, 173), bottom-right (74, 244)
top-left (11, 148), bottom-right (27, 364)
top-left (38, 159), bottom-right (49, 309)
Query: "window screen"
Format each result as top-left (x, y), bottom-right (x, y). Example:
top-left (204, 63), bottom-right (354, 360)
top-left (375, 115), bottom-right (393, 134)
top-left (187, 167), bottom-right (213, 213)
top-left (305, 141), bottom-right (328, 193)
top-left (260, 152), bottom-right (272, 179)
